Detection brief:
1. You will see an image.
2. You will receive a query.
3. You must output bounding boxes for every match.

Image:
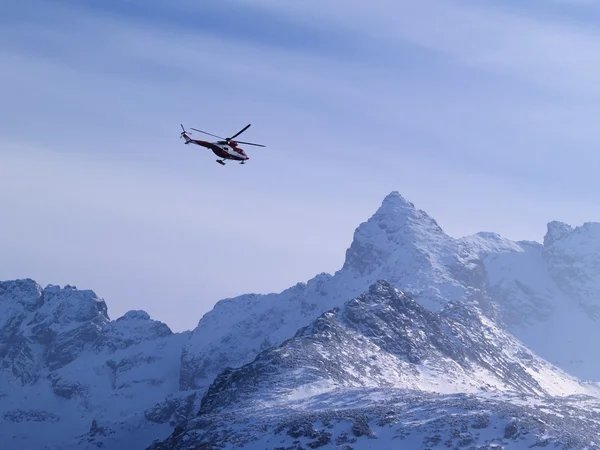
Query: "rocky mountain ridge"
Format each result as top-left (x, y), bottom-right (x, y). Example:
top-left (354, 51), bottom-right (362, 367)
top-left (153, 281), bottom-right (600, 449)
top-left (200, 281), bottom-right (592, 411)
top-left (3, 191), bottom-right (600, 449)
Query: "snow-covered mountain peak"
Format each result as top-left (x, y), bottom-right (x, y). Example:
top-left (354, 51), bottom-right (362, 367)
top-left (462, 231), bottom-right (524, 258)
top-left (376, 190), bottom-right (423, 215)
top-left (361, 278), bottom-right (405, 301)
top-left (36, 284), bottom-right (109, 327)
top-left (544, 220), bottom-right (575, 246)
top-left (0, 278), bottom-right (42, 311)
top-left (117, 310), bottom-right (151, 322)
top-left (342, 192), bottom-right (451, 279)
top-left (0, 277), bottom-right (191, 449)
top-left (544, 219), bottom-right (600, 248)
top-left (376, 191), bottom-right (444, 232)
top-left (0, 281), bottom-right (114, 385)
top-left (94, 309), bottom-right (173, 352)
top-left (346, 192), bottom-right (445, 253)
top-left (0, 279), bottom-right (43, 341)
top-left (340, 280), bottom-right (420, 320)
top-left (541, 218), bottom-right (600, 321)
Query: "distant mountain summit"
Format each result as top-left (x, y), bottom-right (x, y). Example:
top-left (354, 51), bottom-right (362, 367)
top-left (3, 191), bottom-right (600, 449)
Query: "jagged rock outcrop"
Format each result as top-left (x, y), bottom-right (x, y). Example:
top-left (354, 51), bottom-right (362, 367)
top-left (93, 309), bottom-right (173, 352)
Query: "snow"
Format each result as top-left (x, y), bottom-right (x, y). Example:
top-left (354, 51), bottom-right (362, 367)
top-left (286, 380), bottom-right (337, 402)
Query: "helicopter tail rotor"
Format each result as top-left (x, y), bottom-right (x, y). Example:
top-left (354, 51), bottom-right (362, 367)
top-left (180, 124), bottom-right (193, 143)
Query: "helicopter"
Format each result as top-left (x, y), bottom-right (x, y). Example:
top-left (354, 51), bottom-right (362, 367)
top-left (179, 123), bottom-right (265, 165)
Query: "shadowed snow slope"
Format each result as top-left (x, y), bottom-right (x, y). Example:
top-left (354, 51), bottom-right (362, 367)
top-left (152, 281), bottom-right (600, 449)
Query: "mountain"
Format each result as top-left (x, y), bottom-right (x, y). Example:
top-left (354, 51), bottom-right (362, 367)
top-left (200, 281), bottom-right (593, 405)
top-left (152, 281), bottom-right (600, 449)
top-left (0, 279), bottom-right (192, 450)
top-left (3, 190), bottom-right (600, 449)
top-left (180, 191), bottom-right (600, 396)
top-left (178, 192), bottom-right (503, 392)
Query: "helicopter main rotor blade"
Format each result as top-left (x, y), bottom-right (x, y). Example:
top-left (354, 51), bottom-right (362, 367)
top-left (227, 124), bottom-right (251, 141)
top-left (234, 140), bottom-right (266, 147)
top-left (190, 128), bottom-right (225, 139)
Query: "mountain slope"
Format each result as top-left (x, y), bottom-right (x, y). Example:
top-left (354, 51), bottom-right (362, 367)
top-left (153, 281), bottom-right (600, 449)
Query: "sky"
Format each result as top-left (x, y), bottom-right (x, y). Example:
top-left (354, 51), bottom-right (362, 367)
top-left (2, 0), bottom-right (600, 331)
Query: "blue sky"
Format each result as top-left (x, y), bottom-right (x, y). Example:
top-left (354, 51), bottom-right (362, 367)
top-left (2, 0), bottom-right (600, 331)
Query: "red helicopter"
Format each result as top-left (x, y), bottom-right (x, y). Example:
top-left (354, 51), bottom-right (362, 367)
top-left (179, 123), bottom-right (265, 165)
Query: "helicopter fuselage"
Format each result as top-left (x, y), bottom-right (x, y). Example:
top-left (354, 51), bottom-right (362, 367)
top-left (183, 134), bottom-right (249, 162)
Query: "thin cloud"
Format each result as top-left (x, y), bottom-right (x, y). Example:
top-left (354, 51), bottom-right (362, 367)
top-left (2, 0), bottom-right (600, 331)
top-left (240, 0), bottom-right (600, 95)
